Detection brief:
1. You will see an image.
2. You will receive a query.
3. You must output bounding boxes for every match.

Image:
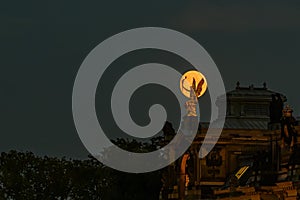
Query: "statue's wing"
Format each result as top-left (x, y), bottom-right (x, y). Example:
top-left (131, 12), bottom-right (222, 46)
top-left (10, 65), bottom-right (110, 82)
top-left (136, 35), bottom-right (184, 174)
top-left (192, 78), bottom-right (196, 92)
top-left (196, 78), bottom-right (205, 96)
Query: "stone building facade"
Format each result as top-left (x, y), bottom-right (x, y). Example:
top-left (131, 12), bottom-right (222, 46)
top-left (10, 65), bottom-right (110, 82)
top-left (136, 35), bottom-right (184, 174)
top-left (162, 83), bottom-right (300, 199)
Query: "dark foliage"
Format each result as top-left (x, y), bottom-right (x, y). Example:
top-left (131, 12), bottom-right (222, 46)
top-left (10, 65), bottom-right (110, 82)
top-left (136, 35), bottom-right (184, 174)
top-left (0, 139), bottom-right (163, 200)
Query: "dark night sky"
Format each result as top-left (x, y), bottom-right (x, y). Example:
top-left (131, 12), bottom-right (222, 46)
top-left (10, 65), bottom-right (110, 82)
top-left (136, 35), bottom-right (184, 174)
top-left (1, 1), bottom-right (300, 159)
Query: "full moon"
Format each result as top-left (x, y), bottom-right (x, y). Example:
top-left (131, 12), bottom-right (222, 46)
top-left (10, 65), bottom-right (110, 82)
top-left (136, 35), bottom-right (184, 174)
top-left (180, 70), bottom-right (208, 98)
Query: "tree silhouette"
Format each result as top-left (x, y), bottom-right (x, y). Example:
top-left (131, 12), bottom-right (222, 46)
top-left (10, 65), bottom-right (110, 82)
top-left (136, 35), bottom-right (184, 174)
top-left (0, 137), bottom-right (164, 199)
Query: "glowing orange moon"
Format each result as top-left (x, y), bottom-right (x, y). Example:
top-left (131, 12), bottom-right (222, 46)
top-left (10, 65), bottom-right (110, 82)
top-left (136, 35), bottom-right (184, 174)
top-left (180, 70), bottom-right (208, 98)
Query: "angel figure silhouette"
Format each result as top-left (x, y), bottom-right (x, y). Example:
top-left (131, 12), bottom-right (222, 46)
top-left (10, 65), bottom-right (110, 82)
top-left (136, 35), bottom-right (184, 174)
top-left (182, 76), bottom-right (205, 98)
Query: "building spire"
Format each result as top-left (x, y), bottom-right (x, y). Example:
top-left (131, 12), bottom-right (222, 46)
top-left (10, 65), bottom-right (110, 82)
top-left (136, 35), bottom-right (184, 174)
top-left (263, 82), bottom-right (267, 89)
top-left (236, 81), bottom-right (240, 89)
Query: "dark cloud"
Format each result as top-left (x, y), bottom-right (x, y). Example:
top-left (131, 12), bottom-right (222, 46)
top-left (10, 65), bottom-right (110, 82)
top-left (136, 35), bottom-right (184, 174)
top-left (170, 1), bottom-right (300, 31)
top-left (0, 1), bottom-right (300, 158)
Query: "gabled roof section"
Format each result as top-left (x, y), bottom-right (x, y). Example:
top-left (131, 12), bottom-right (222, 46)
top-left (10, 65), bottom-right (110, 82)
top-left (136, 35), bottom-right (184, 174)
top-left (226, 82), bottom-right (287, 101)
top-left (200, 118), bottom-right (269, 130)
